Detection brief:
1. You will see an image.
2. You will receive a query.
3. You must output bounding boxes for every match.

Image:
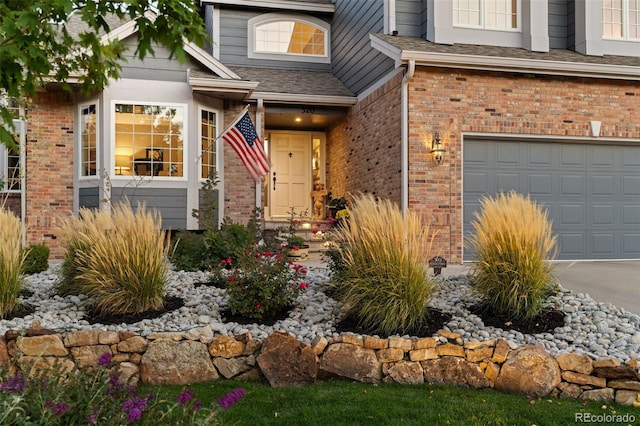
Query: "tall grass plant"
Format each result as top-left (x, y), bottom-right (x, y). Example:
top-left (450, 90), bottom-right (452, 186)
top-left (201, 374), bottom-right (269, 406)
top-left (331, 194), bottom-right (437, 336)
top-left (0, 209), bottom-right (26, 317)
top-left (58, 202), bottom-right (168, 315)
top-left (466, 191), bottom-right (558, 320)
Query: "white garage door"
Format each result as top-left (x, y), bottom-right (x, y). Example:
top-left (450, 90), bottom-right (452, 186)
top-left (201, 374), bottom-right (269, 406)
top-left (463, 139), bottom-right (640, 260)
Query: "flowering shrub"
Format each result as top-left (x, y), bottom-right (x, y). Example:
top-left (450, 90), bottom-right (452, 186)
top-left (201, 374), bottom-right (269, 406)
top-left (0, 352), bottom-right (244, 425)
top-left (224, 248), bottom-right (309, 321)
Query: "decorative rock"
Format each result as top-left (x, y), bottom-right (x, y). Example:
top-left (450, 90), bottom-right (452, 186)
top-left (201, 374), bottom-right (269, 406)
top-left (209, 336), bottom-right (245, 358)
top-left (310, 335), bottom-right (328, 354)
top-left (117, 361), bottom-right (140, 386)
top-left (70, 345), bottom-right (111, 369)
top-left (118, 336), bottom-right (148, 353)
top-left (363, 336), bottom-right (388, 350)
top-left (556, 382), bottom-right (583, 399)
top-left (237, 333), bottom-right (261, 355)
top-left (561, 371), bottom-right (606, 388)
top-left (437, 343), bottom-right (465, 357)
top-left (592, 358), bottom-right (621, 368)
top-left (17, 335), bottom-right (68, 356)
top-left (556, 353), bottom-right (593, 375)
top-left (320, 343), bottom-right (381, 383)
top-left (484, 362), bottom-right (500, 383)
top-left (615, 390), bottom-right (639, 405)
top-left (492, 339), bottom-right (511, 363)
top-left (341, 334), bottom-right (363, 346)
top-left (494, 345), bottom-right (561, 397)
top-left (608, 380), bottom-right (640, 391)
top-left (413, 337), bottom-right (437, 350)
top-left (465, 340), bottom-right (495, 350)
top-left (388, 337), bottom-right (412, 351)
top-left (213, 357), bottom-right (253, 379)
top-left (376, 348), bottom-right (404, 363)
top-left (256, 332), bottom-right (318, 387)
top-left (409, 348), bottom-right (438, 362)
top-left (386, 361), bottom-right (424, 385)
top-left (146, 332), bottom-right (182, 341)
top-left (141, 340), bottom-right (219, 385)
top-left (98, 331), bottom-right (121, 345)
top-left (19, 356), bottom-right (75, 378)
top-left (0, 338), bottom-right (9, 364)
top-left (64, 330), bottom-right (100, 347)
top-left (580, 388), bottom-right (614, 402)
top-left (594, 365), bottom-right (638, 380)
top-left (422, 356), bottom-right (491, 389)
top-left (466, 347), bottom-right (494, 363)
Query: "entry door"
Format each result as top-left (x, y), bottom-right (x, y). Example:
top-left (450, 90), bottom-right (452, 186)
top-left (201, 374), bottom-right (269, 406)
top-left (269, 132), bottom-right (312, 219)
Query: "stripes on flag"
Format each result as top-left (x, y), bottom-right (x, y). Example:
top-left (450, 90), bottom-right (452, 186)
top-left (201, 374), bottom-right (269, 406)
top-left (221, 110), bottom-right (270, 181)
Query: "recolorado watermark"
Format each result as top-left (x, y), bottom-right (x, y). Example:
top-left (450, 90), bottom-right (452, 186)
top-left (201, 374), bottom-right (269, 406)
top-left (575, 412), bottom-right (636, 423)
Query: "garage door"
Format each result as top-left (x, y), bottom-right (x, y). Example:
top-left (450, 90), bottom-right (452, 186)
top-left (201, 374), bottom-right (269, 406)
top-left (463, 139), bottom-right (640, 260)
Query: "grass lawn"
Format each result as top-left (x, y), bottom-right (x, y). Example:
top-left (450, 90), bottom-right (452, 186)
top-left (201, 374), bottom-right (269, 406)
top-left (163, 380), bottom-right (640, 426)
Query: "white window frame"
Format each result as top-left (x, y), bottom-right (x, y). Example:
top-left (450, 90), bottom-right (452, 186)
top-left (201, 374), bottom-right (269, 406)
top-left (453, 0), bottom-right (521, 32)
top-left (575, 0), bottom-right (640, 56)
top-left (602, 0), bottom-right (640, 41)
top-left (248, 13), bottom-right (331, 64)
top-left (78, 102), bottom-right (99, 180)
top-left (198, 106), bottom-right (221, 182)
top-left (0, 140), bottom-right (20, 193)
top-left (110, 100), bottom-right (188, 181)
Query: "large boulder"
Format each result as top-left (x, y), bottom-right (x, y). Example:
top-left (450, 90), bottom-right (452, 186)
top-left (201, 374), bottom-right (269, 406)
top-left (495, 345), bottom-right (561, 397)
top-left (319, 343), bottom-right (381, 383)
top-left (140, 339), bottom-right (219, 385)
top-left (422, 356), bottom-right (491, 389)
top-left (256, 332), bottom-right (318, 387)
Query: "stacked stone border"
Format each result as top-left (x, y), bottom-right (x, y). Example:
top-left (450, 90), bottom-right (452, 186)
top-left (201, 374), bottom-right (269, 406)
top-left (2, 326), bottom-right (640, 407)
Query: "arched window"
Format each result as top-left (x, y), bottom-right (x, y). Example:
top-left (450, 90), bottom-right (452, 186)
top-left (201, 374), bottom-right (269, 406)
top-left (248, 14), bottom-right (330, 63)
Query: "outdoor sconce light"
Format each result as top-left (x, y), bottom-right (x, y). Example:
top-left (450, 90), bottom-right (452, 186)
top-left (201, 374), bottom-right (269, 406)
top-left (431, 132), bottom-right (446, 165)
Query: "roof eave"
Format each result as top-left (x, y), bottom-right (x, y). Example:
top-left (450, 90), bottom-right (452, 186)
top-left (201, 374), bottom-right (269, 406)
top-left (370, 34), bottom-right (640, 81)
top-left (248, 91), bottom-right (357, 106)
top-left (199, 0), bottom-right (334, 13)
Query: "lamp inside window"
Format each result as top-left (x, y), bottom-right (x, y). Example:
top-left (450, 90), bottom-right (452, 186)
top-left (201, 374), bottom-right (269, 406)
top-left (431, 133), bottom-right (446, 165)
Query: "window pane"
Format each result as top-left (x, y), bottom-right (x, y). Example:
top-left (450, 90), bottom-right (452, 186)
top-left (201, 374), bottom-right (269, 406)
top-left (486, 0), bottom-right (517, 29)
top-left (255, 20), bottom-right (325, 56)
top-left (115, 103), bottom-right (184, 177)
top-left (454, 0), bottom-right (481, 26)
top-left (5, 143), bottom-right (20, 191)
top-left (201, 110), bottom-right (216, 180)
top-left (603, 0), bottom-right (623, 37)
top-left (80, 104), bottom-right (97, 177)
top-left (630, 0), bottom-right (640, 39)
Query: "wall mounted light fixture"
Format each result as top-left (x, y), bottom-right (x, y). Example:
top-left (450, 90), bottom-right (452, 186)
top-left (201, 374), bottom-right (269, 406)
top-left (431, 132), bottom-right (445, 165)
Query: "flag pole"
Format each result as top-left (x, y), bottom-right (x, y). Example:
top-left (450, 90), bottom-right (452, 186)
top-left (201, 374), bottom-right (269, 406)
top-left (194, 104), bottom-right (251, 164)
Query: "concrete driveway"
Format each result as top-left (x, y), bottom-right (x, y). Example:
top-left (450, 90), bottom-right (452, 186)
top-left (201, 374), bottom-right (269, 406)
top-left (443, 261), bottom-right (640, 316)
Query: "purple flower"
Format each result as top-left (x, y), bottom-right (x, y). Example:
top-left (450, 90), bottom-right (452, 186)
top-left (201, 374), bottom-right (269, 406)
top-left (176, 389), bottom-right (195, 405)
top-left (217, 388), bottom-right (245, 410)
top-left (0, 374), bottom-right (26, 394)
top-left (54, 402), bottom-right (68, 415)
top-left (97, 352), bottom-right (112, 367)
top-left (86, 411), bottom-right (100, 423)
top-left (193, 400), bottom-right (202, 411)
top-left (126, 407), bottom-right (143, 424)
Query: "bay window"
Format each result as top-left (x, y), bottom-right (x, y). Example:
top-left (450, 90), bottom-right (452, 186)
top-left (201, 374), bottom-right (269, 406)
top-left (200, 109), bottom-right (216, 180)
top-left (80, 104), bottom-right (97, 177)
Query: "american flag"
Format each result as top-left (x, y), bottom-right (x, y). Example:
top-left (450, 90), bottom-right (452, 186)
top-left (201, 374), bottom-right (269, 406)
top-left (222, 110), bottom-right (270, 181)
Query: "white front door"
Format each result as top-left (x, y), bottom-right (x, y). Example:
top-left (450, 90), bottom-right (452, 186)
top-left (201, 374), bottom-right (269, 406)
top-left (269, 132), bottom-right (312, 219)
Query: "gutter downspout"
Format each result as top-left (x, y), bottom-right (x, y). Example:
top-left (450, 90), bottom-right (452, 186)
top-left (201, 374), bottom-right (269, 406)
top-left (401, 59), bottom-right (415, 217)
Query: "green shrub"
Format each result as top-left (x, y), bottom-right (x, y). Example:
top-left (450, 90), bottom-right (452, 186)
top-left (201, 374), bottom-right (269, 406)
top-left (330, 194), bottom-right (437, 336)
top-left (0, 352), bottom-right (242, 425)
top-left (224, 249), bottom-right (309, 321)
top-left (21, 243), bottom-right (49, 275)
top-left (466, 191), bottom-right (558, 320)
top-left (0, 209), bottom-right (26, 318)
top-left (59, 202), bottom-right (168, 315)
top-left (205, 220), bottom-right (257, 264)
top-left (169, 231), bottom-right (211, 272)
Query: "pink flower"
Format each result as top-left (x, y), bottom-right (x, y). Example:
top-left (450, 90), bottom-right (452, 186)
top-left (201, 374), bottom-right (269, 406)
top-left (299, 282), bottom-right (310, 289)
top-left (256, 303), bottom-right (261, 310)
top-left (228, 276), bottom-right (236, 282)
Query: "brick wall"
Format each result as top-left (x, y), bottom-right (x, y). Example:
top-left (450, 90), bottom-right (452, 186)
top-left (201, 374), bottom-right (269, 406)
top-left (327, 72), bottom-right (403, 205)
top-left (25, 92), bottom-right (75, 258)
top-left (408, 67), bottom-right (640, 263)
top-left (222, 104), bottom-right (262, 224)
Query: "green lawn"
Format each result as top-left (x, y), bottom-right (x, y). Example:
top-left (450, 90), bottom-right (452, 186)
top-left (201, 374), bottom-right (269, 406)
top-left (164, 380), bottom-right (640, 426)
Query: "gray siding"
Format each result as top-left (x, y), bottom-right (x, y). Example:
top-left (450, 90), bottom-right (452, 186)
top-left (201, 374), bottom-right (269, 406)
top-left (549, 0), bottom-right (569, 49)
top-left (332, 0), bottom-right (395, 95)
top-left (119, 36), bottom-right (198, 81)
top-left (218, 8), bottom-right (331, 71)
top-left (567, 0), bottom-right (576, 50)
top-left (79, 187), bottom-right (100, 209)
top-left (396, 0), bottom-right (422, 37)
top-left (111, 187), bottom-right (188, 230)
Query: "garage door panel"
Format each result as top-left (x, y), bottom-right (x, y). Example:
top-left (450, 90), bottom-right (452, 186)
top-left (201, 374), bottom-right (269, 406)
top-left (464, 139), bottom-right (640, 260)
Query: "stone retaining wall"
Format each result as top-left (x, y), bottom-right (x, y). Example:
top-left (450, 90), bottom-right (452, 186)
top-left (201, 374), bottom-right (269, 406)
top-left (2, 326), bottom-right (639, 407)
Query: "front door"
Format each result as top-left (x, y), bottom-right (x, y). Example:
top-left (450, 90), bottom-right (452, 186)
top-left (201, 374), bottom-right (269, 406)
top-left (269, 132), bottom-right (312, 219)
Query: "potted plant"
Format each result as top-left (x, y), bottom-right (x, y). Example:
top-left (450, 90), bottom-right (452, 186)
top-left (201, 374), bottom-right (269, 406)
top-left (327, 196), bottom-right (347, 219)
top-left (281, 208), bottom-right (310, 259)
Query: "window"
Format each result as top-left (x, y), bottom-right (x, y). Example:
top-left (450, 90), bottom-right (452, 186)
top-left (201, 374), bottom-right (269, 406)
top-left (1, 142), bottom-right (20, 192)
top-left (80, 104), bottom-right (97, 177)
top-left (114, 103), bottom-right (184, 177)
top-left (248, 14), bottom-right (330, 63)
top-left (603, 0), bottom-right (640, 40)
top-left (200, 109), bottom-right (216, 180)
top-left (453, 0), bottom-right (519, 30)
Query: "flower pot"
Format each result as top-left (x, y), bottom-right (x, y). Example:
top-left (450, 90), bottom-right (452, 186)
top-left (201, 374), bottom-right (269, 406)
top-left (286, 244), bottom-right (310, 260)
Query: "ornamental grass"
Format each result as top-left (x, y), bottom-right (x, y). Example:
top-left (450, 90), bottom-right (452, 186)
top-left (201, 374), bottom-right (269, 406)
top-left (330, 193), bottom-right (437, 336)
top-left (58, 202), bottom-right (168, 315)
top-left (466, 191), bottom-right (558, 320)
top-left (0, 208), bottom-right (27, 318)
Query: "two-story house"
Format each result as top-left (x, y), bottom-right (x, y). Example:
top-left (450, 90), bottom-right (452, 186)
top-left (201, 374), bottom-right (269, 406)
top-left (4, 0), bottom-right (639, 262)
